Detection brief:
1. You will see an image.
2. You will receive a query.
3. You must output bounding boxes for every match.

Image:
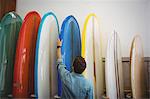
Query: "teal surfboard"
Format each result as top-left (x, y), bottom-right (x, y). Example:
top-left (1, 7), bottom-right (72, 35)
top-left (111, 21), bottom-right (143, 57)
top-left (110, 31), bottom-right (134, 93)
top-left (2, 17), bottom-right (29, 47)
top-left (0, 12), bottom-right (22, 97)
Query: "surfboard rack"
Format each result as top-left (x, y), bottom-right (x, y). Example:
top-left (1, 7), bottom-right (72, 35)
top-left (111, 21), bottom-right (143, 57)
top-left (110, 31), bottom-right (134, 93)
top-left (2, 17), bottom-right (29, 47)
top-left (103, 89), bottom-right (133, 99)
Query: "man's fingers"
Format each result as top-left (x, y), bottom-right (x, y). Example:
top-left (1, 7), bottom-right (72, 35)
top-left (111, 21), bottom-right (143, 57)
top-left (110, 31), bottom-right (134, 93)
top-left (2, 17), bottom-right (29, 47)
top-left (57, 38), bottom-right (60, 42)
top-left (60, 40), bottom-right (63, 45)
top-left (57, 39), bottom-right (62, 46)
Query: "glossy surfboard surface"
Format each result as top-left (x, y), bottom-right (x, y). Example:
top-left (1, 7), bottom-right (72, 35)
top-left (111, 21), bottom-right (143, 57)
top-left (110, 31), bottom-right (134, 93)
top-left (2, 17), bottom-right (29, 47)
top-left (35, 12), bottom-right (59, 99)
top-left (0, 12), bottom-right (22, 97)
top-left (81, 13), bottom-right (104, 99)
top-left (13, 11), bottom-right (41, 98)
top-left (130, 36), bottom-right (146, 99)
top-left (105, 32), bottom-right (124, 99)
top-left (58, 15), bottom-right (81, 96)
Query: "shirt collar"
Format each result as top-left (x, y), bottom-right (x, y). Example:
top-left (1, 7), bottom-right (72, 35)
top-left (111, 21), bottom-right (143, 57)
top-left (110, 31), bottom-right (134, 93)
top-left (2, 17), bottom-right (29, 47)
top-left (72, 72), bottom-right (84, 77)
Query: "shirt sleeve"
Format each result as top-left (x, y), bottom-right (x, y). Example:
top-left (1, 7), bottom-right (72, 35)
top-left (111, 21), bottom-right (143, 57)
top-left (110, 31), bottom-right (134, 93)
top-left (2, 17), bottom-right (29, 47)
top-left (57, 58), bottom-right (72, 84)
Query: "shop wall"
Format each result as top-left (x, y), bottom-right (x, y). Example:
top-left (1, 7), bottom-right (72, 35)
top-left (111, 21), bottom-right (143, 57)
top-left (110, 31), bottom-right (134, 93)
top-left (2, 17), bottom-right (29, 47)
top-left (148, 1), bottom-right (150, 56)
top-left (16, 0), bottom-right (149, 57)
top-left (0, 0), bottom-right (16, 19)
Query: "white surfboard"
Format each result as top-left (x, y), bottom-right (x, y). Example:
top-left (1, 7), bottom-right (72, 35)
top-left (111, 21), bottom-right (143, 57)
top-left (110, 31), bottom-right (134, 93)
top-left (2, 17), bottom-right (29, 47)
top-left (105, 31), bottom-right (124, 99)
top-left (35, 12), bottom-right (59, 99)
top-left (82, 14), bottom-right (104, 99)
top-left (130, 36), bottom-right (146, 99)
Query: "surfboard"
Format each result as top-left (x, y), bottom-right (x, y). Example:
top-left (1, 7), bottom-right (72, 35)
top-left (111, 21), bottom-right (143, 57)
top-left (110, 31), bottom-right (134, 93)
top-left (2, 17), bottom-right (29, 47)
top-left (12, 11), bottom-right (41, 98)
top-left (0, 23), bottom-right (1, 33)
top-left (81, 13), bottom-right (104, 99)
top-left (34, 12), bottom-right (59, 99)
top-left (130, 36), bottom-right (146, 99)
top-left (0, 12), bottom-right (22, 97)
top-left (105, 31), bottom-right (124, 99)
top-left (58, 15), bottom-right (81, 97)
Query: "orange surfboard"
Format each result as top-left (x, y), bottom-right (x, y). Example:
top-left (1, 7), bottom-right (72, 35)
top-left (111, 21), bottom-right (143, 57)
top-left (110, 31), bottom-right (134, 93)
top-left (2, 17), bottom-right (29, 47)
top-left (13, 11), bottom-right (41, 98)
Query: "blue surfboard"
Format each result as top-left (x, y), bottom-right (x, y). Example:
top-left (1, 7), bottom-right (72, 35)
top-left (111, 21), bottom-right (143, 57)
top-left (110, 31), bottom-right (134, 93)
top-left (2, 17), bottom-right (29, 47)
top-left (58, 15), bottom-right (81, 96)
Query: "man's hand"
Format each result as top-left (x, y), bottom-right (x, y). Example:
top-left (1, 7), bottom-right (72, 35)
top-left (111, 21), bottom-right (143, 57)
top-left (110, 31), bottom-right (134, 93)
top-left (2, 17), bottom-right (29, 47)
top-left (57, 39), bottom-right (62, 59)
top-left (57, 39), bottom-right (62, 47)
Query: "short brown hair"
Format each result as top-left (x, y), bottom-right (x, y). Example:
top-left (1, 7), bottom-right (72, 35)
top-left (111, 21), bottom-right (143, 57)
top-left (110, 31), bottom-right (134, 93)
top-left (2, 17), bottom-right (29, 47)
top-left (73, 56), bottom-right (86, 74)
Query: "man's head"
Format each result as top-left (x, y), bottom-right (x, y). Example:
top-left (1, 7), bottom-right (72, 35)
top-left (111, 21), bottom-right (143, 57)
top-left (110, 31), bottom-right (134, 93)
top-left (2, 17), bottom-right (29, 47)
top-left (73, 56), bottom-right (86, 74)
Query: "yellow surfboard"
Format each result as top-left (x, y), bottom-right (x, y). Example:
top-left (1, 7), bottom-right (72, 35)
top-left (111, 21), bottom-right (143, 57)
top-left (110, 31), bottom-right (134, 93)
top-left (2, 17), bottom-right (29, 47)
top-left (82, 13), bottom-right (104, 99)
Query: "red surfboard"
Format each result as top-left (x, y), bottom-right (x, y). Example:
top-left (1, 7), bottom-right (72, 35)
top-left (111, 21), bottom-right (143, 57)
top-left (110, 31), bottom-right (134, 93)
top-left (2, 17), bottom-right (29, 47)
top-left (13, 11), bottom-right (41, 98)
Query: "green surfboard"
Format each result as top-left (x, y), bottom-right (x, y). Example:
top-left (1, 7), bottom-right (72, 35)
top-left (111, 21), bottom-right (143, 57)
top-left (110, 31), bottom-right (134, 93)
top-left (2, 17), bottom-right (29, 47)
top-left (0, 12), bottom-right (22, 97)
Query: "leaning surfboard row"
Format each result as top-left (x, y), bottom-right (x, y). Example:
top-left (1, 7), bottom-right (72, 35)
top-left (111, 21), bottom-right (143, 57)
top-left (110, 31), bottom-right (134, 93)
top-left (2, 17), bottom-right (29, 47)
top-left (0, 11), bottom-right (81, 98)
top-left (0, 11), bottom-right (146, 99)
